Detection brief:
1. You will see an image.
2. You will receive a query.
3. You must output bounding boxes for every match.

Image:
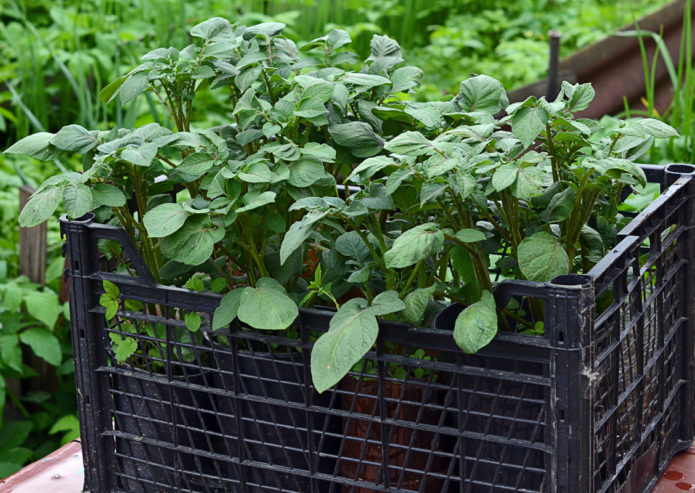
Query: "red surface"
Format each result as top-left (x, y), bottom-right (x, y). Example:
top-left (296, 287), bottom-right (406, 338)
top-left (2, 439), bottom-right (695, 491)
top-left (0, 440), bottom-right (84, 493)
top-left (653, 443), bottom-right (695, 492)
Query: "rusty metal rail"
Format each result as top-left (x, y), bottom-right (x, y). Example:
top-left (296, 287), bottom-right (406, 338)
top-left (509, 0), bottom-right (695, 118)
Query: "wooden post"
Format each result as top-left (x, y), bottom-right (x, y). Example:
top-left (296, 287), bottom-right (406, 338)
top-left (19, 186), bottom-right (47, 285)
top-left (18, 185), bottom-right (59, 399)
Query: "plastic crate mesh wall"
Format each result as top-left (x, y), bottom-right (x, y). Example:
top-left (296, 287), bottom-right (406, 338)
top-left (62, 167), bottom-right (695, 493)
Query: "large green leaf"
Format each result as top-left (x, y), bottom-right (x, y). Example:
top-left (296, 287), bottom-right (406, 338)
top-left (237, 278), bottom-right (298, 330)
top-left (120, 70), bottom-right (150, 105)
top-left (288, 159), bottom-right (325, 187)
top-left (4, 133), bottom-right (57, 161)
top-left (160, 216), bottom-right (224, 265)
top-left (518, 232), bottom-right (570, 282)
top-left (366, 34), bottom-right (403, 73)
top-left (543, 187), bottom-right (576, 222)
top-left (370, 290), bottom-right (406, 316)
top-left (492, 164), bottom-right (518, 191)
top-left (190, 17), bottom-right (232, 40)
top-left (512, 165), bottom-right (545, 200)
top-left (121, 142), bottom-right (158, 167)
top-left (177, 152), bottom-right (215, 179)
top-left (454, 75), bottom-right (508, 114)
top-left (311, 298), bottom-right (377, 393)
top-left (384, 223), bottom-right (444, 269)
top-left (280, 211), bottom-right (328, 264)
top-left (390, 66), bottom-right (423, 93)
top-left (0, 335), bottom-right (22, 373)
top-left (19, 328), bottom-right (62, 366)
top-left (328, 122), bottom-right (383, 158)
top-left (24, 290), bottom-right (62, 329)
top-left (385, 131), bottom-right (433, 156)
top-left (560, 82), bottom-right (595, 112)
top-left (91, 183), bottom-right (126, 208)
top-left (143, 203), bottom-right (189, 238)
top-left (212, 289), bottom-right (244, 330)
top-left (50, 125), bottom-right (99, 153)
top-left (453, 290), bottom-right (498, 353)
top-left (236, 191), bottom-right (276, 213)
top-left (63, 183), bottom-right (93, 218)
top-left (18, 187), bottom-right (61, 227)
top-left (511, 105), bottom-right (549, 148)
top-left (346, 156), bottom-right (396, 182)
top-left (402, 286), bottom-right (436, 324)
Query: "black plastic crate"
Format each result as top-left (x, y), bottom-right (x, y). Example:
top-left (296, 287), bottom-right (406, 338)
top-left (62, 163), bottom-right (695, 493)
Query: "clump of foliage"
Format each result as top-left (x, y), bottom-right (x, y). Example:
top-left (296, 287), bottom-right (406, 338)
top-left (0, 156), bottom-right (78, 477)
top-left (7, 19), bottom-right (676, 400)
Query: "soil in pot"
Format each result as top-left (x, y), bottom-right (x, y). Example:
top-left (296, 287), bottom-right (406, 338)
top-left (339, 376), bottom-right (453, 493)
top-left (112, 370), bottom-right (222, 492)
top-left (213, 349), bottom-right (341, 492)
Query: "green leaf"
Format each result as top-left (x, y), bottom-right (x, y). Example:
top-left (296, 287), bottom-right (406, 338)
top-left (110, 334), bottom-right (138, 363)
top-left (366, 34), bottom-right (403, 73)
top-left (492, 164), bottom-right (518, 191)
top-left (4, 133), bottom-right (57, 160)
top-left (91, 183), bottom-right (126, 208)
top-left (288, 159), bottom-right (325, 187)
top-left (635, 118), bottom-right (679, 138)
top-left (19, 328), bottom-right (61, 366)
top-left (238, 162), bottom-right (272, 183)
top-left (103, 279), bottom-right (120, 298)
top-left (335, 231), bottom-right (371, 262)
top-left (518, 232), bottom-right (570, 282)
top-left (346, 156), bottom-right (396, 182)
top-left (280, 211), bottom-right (328, 264)
top-left (0, 335), bottom-right (22, 373)
top-left (99, 74), bottom-right (128, 103)
top-left (390, 66), bottom-right (423, 93)
top-left (235, 65), bottom-right (262, 92)
top-left (237, 278), bottom-right (298, 331)
top-left (190, 17), bottom-right (231, 40)
top-left (244, 22), bottom-right (286, 39)
top-left (511, 105), bottom-right (549, 148)
top-left (403, 286), bottom-right (436, 324)
top-left (588, 157), bottom-right (647, 187)
top-left (328, 122), bottom-right (383, 158)
top-left (301, 143), bottom-right (336, 162)
top-left (160, 216), bottom-right (224, 266)
top-left (455, 75), bottom-right (508, 114)
top-left (543, 187), bottom-right (576, 222)
top-left (18, 187), bottom-right (61, 227)
top-left (311, 298), bottom-right (377, 393)
top-left (560, 82), bottom-right (595, 112)
top-left (512, 165), bottom-right (546, 200)
top-left (121, 142), bottom-right (158, 167)
top-left (453, 290), bottom-right (498, 353)
top-left (212, 289), bottom-right (243, 330)
top-left (385, 223), bottom-right (444, 269)
top-left (24, 290), bottom-right (62, 329)
top-left (143, 203), bottom-right (188, 238)
top-left (456, 228), bottom-right (486, 243)
top-left (236, 190), bottom-right (276, 213)
top-left (177, 152), bottom-right (215, 179)
top-left (370, 290), bottom-right (406, 316)
top-left (185, 312), bottom-right (202, 332)
top-left (385, 131), bottom-right (433, 156)
top-left (50, 125), bottom-right (99, 153)
top-left (120, 70), bottom-right (150, 104)
top-left (340, 73), bottom-right (391, 89)
top-left (426, 156), bottom-right (458, 178)
top-left (63, 183), bottom-right (93, 219)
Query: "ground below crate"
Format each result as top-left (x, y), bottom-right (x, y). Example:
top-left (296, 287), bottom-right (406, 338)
top-left (2, 439), bottom-right (695, 492)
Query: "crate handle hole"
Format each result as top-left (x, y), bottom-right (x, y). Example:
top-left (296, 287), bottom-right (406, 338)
top-left (559, 331), bottom-right (564, 342)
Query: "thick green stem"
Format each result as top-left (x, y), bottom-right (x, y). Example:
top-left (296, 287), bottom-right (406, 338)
top-left (546, 124), bottom-right (560, 182)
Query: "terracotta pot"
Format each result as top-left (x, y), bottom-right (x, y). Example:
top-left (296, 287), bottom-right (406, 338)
top-left (340, 376), bottom-right (449, 492)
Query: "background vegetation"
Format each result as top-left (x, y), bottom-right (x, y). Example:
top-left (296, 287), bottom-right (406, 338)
top-left (0, 0), bottom-right (685, 476)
